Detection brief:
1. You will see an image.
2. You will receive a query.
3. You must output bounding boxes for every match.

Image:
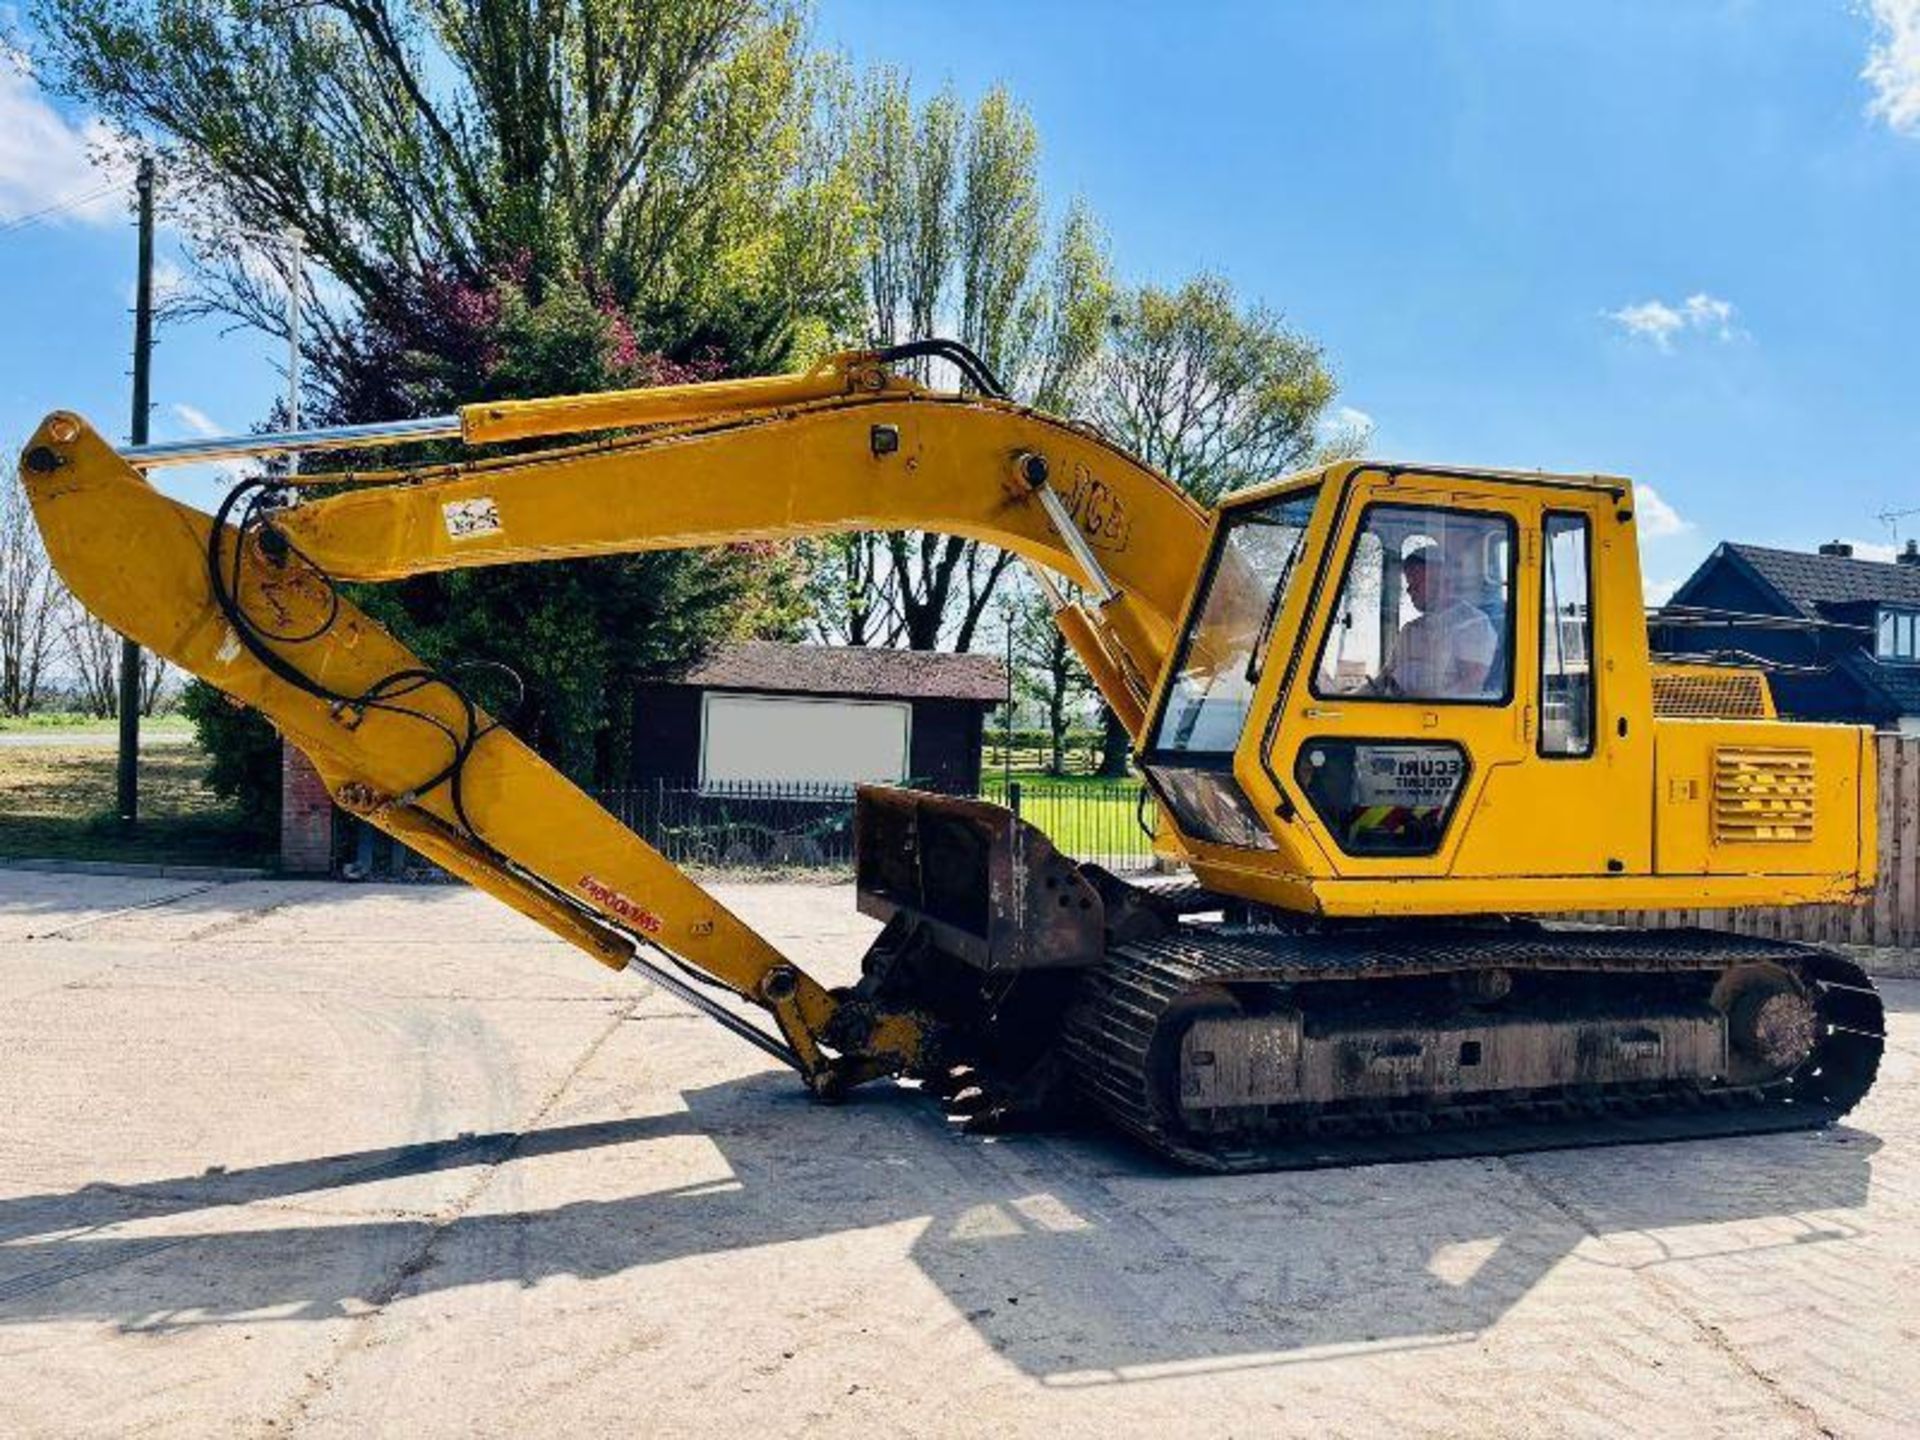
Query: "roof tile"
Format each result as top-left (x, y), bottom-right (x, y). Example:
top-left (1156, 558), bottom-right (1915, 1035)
top-left (673, 640), bottom-right (1009, 702)
top-left (1722, 543), bottom-right (1920, 618)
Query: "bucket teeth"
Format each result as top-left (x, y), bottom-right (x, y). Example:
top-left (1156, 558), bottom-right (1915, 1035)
top-left (945, 1086), bottom-right (994, 1116)
top-left (924, 1065), bottom-right (977, 1101)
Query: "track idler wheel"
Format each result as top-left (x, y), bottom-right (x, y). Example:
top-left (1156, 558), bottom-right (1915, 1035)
top-left (1712, 962), bottom-right (1819, 1083)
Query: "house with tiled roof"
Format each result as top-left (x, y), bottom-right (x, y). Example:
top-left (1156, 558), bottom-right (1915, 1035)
top-left (630, 640), bottom-right (1009, 793)
top-left (1656, 539), bottom-right (1920, 732)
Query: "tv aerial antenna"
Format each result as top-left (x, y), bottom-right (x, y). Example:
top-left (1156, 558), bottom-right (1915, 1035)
top-left (1876, 506), bottom-right (1920, 547)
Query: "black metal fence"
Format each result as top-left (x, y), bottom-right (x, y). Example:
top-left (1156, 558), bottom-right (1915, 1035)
top-left (979, 776), bottom-right (1159, 870)
top-left (592, 777), bottom-right (1159, 872)
top-left (596, 780), bottom-right (861, 867)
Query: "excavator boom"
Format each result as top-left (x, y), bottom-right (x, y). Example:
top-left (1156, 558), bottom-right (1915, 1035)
top-left (19, 345), bottom-right (1207, 1095)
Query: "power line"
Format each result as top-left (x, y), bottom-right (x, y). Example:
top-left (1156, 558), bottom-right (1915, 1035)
top-left (0, 178), bottom-right (128, 238)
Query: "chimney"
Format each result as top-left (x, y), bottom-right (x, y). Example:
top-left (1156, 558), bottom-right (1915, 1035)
top-left (1818, 540), bottom-right (1853, 558)
top-left (1900, 539), bottom-right (1920, 568)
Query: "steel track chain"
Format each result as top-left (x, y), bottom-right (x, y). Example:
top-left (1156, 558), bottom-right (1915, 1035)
top-left (1060, 923), bottom-right (1886, 1172)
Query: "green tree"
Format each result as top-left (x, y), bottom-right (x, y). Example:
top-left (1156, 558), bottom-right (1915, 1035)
top-left (1095, 274), bottom-right (1338, 506)
top-left (1028, 203), bottom-right (1114, 415)
top-left (27, 0), bottom-right (861, 357)
top-left (27, 0), bottom-right (841, 798)
top-left (1009, 582), bottom-right (1095, 776)
top-left (180, 679), bottom-right (281, 833)
top-left (837, 75), bottom-right (1112, 653)
top-left (319, 265), bottom-right (812, 785)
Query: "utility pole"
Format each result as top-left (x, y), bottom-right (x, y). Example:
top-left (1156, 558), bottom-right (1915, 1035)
top-left (116, 154), bottom-right (155, 828)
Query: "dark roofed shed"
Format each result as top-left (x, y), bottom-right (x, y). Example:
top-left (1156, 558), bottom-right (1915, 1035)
top-left (632, 641), bottom-right (1008, 793)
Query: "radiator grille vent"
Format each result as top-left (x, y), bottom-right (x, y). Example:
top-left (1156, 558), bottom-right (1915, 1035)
top-left (1713, 748), bottom-right (1815, 844)
top-left (1653, 669), bottom-right (1772, 719)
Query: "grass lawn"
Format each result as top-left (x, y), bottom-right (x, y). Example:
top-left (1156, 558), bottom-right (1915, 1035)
top-left (0, 743), bottom-right (272, 867)
top-left (979, 770), bottom-right (1157, 861)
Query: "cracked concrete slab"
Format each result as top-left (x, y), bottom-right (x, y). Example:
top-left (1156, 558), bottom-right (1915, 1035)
top-left (1, 874), bottom-right (1915, 1437)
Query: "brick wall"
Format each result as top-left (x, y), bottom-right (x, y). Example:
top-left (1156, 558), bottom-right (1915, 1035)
top-left (280, 741), bottom-right (334, 874)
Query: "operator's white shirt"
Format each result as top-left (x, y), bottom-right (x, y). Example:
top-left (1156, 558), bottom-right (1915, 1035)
top-left (1385, 599), bottom-right (1499, 698)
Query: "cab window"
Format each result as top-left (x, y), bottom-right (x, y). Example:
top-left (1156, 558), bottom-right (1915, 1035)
top-left (1540, 512), bottom-right (1594, 756)
top-left (1314, 506), bottom-right (1515, 704)
top-left (1152, 488), bottom-right (1319, 754)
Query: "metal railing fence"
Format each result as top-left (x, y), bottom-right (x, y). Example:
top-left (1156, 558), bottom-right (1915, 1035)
top-left (592, 776), bottom-right (1158, 871)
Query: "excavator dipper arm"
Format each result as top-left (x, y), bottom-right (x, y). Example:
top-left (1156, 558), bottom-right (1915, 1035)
top-left (18, 349), bottom-right (1208, 1096)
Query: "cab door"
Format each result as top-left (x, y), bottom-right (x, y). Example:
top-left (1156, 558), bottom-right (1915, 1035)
top-left (1448, 490), bottom-right (1654, 878)
top-left (1265, 473), bottom-right (1651, 881)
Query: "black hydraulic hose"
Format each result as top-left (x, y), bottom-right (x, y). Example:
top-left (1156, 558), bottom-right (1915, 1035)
top-left (871, 338), bottom-right (1009, 399)
top-left (205, 479), bottom-right (496, 834)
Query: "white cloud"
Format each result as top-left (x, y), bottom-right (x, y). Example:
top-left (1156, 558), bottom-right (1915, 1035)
top-left (1679, 293), bottom-right (1734, 333)
top-left (163, 403), bottom-right (252, 485)
top-left (1644, 576), bottom-right (1681, 606)
top-left (0, 47), bottom-right (126, 227)
top-left (1864, 0), bottom-right (1920, 136)
top-left (1317, 404), bottom-right (1374, 446)
top-left (1312, 403), bottom-right (1374, 461)
top-left (124, 258), bottom-right (187, 308)
top-left (1633, 482), bottom-right (1692, 540)
top-left (171, 403), bottom-right (221, 437)
top-left (1605, 292), bottom-right (1741, 350)
top-left (1836, 536), bottom-right (1899, 563)
top-left (1610, 300), bottom-right (1685, 348)
top-left (153, 258), bottom-right (186, 304)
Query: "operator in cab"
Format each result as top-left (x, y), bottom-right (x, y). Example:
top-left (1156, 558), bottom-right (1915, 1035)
top-left (1379, 539), bottom-right (1499, 699)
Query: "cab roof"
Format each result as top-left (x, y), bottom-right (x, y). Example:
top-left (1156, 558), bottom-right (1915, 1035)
top-left (1223, 460), bottom-right (1631, 512)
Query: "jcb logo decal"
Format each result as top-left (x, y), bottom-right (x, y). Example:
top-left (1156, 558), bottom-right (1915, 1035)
top-left (1064, 463), bottom-right (1131, 553)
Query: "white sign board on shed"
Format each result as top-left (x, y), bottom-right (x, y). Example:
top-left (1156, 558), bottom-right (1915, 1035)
top-left (699, 693), bottom-right (911, 787)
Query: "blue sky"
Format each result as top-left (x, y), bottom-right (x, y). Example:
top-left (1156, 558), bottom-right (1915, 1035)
top-left (3, 1), bottom-right (1919, 600)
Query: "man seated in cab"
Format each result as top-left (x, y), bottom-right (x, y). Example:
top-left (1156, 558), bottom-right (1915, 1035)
top-left (1379, 539), bottom-right (1500, 700)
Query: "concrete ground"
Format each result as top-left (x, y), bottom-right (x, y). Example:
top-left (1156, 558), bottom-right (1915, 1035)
top-left (1, 872), bottom-right (1915, 1439)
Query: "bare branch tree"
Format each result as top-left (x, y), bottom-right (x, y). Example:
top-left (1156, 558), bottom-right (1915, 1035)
top-left (62, 609), bottom-right (122, 718)
top-left (803, 534), bottom-right (903, 648)
top-left (140, 651), bottom-right (179, 715)
top-left (0, 467), bottom-right (64, 717)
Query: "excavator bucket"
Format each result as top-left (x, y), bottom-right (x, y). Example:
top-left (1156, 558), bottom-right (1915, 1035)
top-left (845, 787), bottom-right (1111, 1120)
top-left (853, 786), bottom-right (1103, 974)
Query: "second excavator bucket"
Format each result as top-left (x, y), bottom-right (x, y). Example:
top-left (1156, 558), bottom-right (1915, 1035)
top-left (854, 786), bottom-right (1103, 974)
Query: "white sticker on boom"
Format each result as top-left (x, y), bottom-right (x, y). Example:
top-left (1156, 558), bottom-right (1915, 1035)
top-left (442, 497), bottom-right (502, 540)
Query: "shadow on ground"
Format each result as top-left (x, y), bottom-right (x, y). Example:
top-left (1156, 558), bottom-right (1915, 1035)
top-left (0, 1070), bottom-right (1883, 1382)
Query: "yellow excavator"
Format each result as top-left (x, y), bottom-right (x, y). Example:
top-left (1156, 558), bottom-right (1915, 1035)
top-left (19, 338), bottom-right (1884, 1169)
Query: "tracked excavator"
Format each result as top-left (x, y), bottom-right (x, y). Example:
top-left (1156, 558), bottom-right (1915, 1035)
top-left (19, 339), bottom-right (1885, 1170)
